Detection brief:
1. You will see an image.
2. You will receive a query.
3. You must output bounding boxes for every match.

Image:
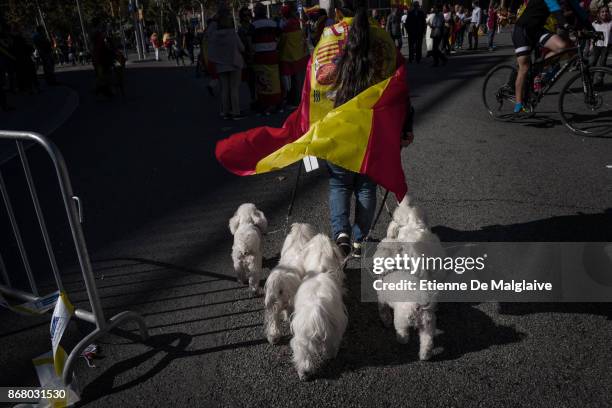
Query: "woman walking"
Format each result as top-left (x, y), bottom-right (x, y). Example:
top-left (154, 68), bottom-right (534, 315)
top-left (208, 8), bottom-right (246, 120)
top-left (326, 0), bottom-right (414, 256)
top-left (487, 3), bottom-right (498, 51)
top-left (429, 4), bottom-right (447, 66)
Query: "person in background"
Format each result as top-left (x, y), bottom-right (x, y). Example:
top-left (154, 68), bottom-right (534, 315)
top-left (487, 3), bottom-right (499, 51)
top-left (442, 4), bottom-right (453, 55)
top-left (591, 5), bottom-right (612, 85)
top-left (251, 3), bottom-right (282, 115)
top-left (10, 25), bottom-right (39, 94)
top-left (455, 5), bottom-right (467, 49)
top-left (238, 7), bottom-right (256, 104)
top-left (468, 1), bottom-right (482, 50)
top-left (407, 1), bottom-right (427, 62)
top-left (163, 31), bottom-right (174, 61)
top-left (429, 4), bottom-right (448, 66)
top-left (305, 6), bottom-right (329, 46)
top-left (279, 4), bottom-right (309, 108)
top-left (91, 21), bottom-right (114, 98)
top-left (425, 7), bottom-right (435, 56)
top-left (401, 10), bottom-right (408, 37)
top-left (183, 28), bottom-right (195, 65)
top-left (150, 32), bottom-right (161, 61)
top-left (33, 25), bottom-right (57, 85)
top-left (172, 31), bottom-right (186, 65)
top-left (386, 7), bottom-right (403, 49)
top-left (208, 7), bottom-right (245, 120)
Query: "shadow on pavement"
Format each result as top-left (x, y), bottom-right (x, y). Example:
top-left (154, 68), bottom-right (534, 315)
top-left (76, 331), bottom-right (268, 406)
top-left (316, 266), bottom-right (525, 380)
top-left (433, 210), bottom-right (612, 320)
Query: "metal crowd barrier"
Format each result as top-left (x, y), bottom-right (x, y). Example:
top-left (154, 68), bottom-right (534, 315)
top-left (0, 130), bottom-right (148, 385)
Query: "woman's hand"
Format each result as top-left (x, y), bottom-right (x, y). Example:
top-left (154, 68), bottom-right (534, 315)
top-left (401, 131), bottom-right (414, 147)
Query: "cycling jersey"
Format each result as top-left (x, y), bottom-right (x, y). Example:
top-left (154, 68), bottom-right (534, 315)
top-left (513, 0), bottom-right (591, 56)
top-left (516, 0), bottom-right (564, 32)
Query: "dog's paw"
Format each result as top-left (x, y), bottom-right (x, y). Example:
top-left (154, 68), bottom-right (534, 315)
top-left (378, 304), bottom-right (393, 328)
top-left (396, 332), bottom-right (410, 344)
top-left (267, 333), bottom-right (281, 345)
top-left (419, 348), bottom-right (433, 361)
top-left (297, 370), bottom-right (310, 381)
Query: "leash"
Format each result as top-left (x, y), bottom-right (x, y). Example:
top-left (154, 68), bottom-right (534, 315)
top-left (362, 188), bottom-right (390, 244)
top-left (264, 162), bottom-right (303, 237)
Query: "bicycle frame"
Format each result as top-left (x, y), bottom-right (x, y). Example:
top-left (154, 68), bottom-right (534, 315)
top-left (527, 39), bottom-right (594, 107)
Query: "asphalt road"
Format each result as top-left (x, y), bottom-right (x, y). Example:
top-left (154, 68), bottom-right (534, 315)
top-left (1, 31), bottom-right (611, 407)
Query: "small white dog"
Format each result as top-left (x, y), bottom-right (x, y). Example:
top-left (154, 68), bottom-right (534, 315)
top-left (280, 223), bottom-right (317, 276)
top-left (264, 264), bottom-right (302, 344)
top-left (376, 265), bottom-right (438, 361)
top-left (375, 201), bottom-right (444, 361)
top-left (301, 233), bottom-right (346, 283)
top-left (290, 271), bottom-right (347, 380)
top-left (229, 203), bottom-right (268, 293)
top-left (386, 195), bottom-right (429, 239)
top-left (263, 223), bottom-right (316, 344)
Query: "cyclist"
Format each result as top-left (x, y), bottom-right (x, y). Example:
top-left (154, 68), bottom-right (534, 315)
top-left (512, 0), bottom-right (591, 116)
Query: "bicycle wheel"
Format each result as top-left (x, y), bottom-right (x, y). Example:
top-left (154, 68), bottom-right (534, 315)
top-left (559, 67), bottom-right (612, 137)
top-left (482, 64), bottom-right (518, 121)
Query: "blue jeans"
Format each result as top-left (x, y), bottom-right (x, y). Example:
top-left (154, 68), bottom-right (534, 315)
top-left (488, 28), bottom-right (496, 49)
top-left (327, 162), bottom-right (377, 242)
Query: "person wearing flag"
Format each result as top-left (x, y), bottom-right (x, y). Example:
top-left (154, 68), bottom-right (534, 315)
top-left (216, 0), bottom-right (414, 257)
top-left (321, 0), bottom-right (414, 257)
top-left (252, 3), bottom-right (282, 115)
top-left (279, 4), bottom-right (310, 108)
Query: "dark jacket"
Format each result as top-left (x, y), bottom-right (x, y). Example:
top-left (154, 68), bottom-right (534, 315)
top-left (407, 8), bottom-right (426, 35)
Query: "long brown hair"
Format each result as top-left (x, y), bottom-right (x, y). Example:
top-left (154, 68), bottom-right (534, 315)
top-left (333, 0), bottom-right (373, 107)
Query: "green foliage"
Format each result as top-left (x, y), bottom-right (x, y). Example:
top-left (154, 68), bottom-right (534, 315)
top-left (0, 0), bottom-right (242, 34)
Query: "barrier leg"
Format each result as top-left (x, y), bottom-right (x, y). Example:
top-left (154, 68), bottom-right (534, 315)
top-left (62, 311), bottom-right (149, 385)
top-left (0, 169), bottom-right (38, 296)
top-left (0, 251), bottom-right (10, 287)
top-left (17, 141), bottom-right (64, 292)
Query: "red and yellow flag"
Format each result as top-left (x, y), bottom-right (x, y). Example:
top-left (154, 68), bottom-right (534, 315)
top-left (215, 19), bottom-right (409, 201)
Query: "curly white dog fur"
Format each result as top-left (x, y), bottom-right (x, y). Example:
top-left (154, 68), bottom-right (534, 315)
top-left (263, 223), bottom-right (316, 344)
top-left (280, 223), bottom-right (317, 277)
top-left (301, 233), bottom-right (346, 283)
top-left (386, 195), bottom-right (429, 239)
top-left (290, 271), bottom-right (347, 380)
top-left (229, 203), bottom-right (268, 293)
top-left (264, 265), bottom-right (302, 344)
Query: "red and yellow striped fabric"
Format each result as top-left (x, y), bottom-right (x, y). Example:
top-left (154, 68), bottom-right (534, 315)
top-left (215, 61), bottom-right (410, 200)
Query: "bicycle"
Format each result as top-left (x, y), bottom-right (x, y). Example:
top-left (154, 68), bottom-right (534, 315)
top-left (482, 29), bottom-right (612, 136)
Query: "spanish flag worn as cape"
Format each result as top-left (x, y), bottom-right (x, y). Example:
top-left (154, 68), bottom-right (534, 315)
top-left (215, 19), bottom-right (409, 201)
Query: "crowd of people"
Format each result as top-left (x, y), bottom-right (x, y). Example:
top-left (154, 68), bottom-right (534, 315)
top-left (382, 0), bottom-right (513, 67)
top-left (0, 22), bottom-right (47, 111)
top-left (201, 3), bottom-right (310, 120)
top-left (149, 29), bottom-right (196, 66)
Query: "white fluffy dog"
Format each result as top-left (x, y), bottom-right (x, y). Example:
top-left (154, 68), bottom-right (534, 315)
top-left (290, 271), bottom-right (347, 380)
top-left (386, 195), bottom-right (429, 239)
top-left (264, 264), bottom-right (302, 344)
top-left (263, 223), bottom-right (316, 344)
top-left (279, 223), bottom-right (317, 276)
top-left (229, 203), bottom-right (268, 293)
top-left (375, 201), bottom-right (444, 361)
top-left (301, 233), bottom-right (346, 283)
